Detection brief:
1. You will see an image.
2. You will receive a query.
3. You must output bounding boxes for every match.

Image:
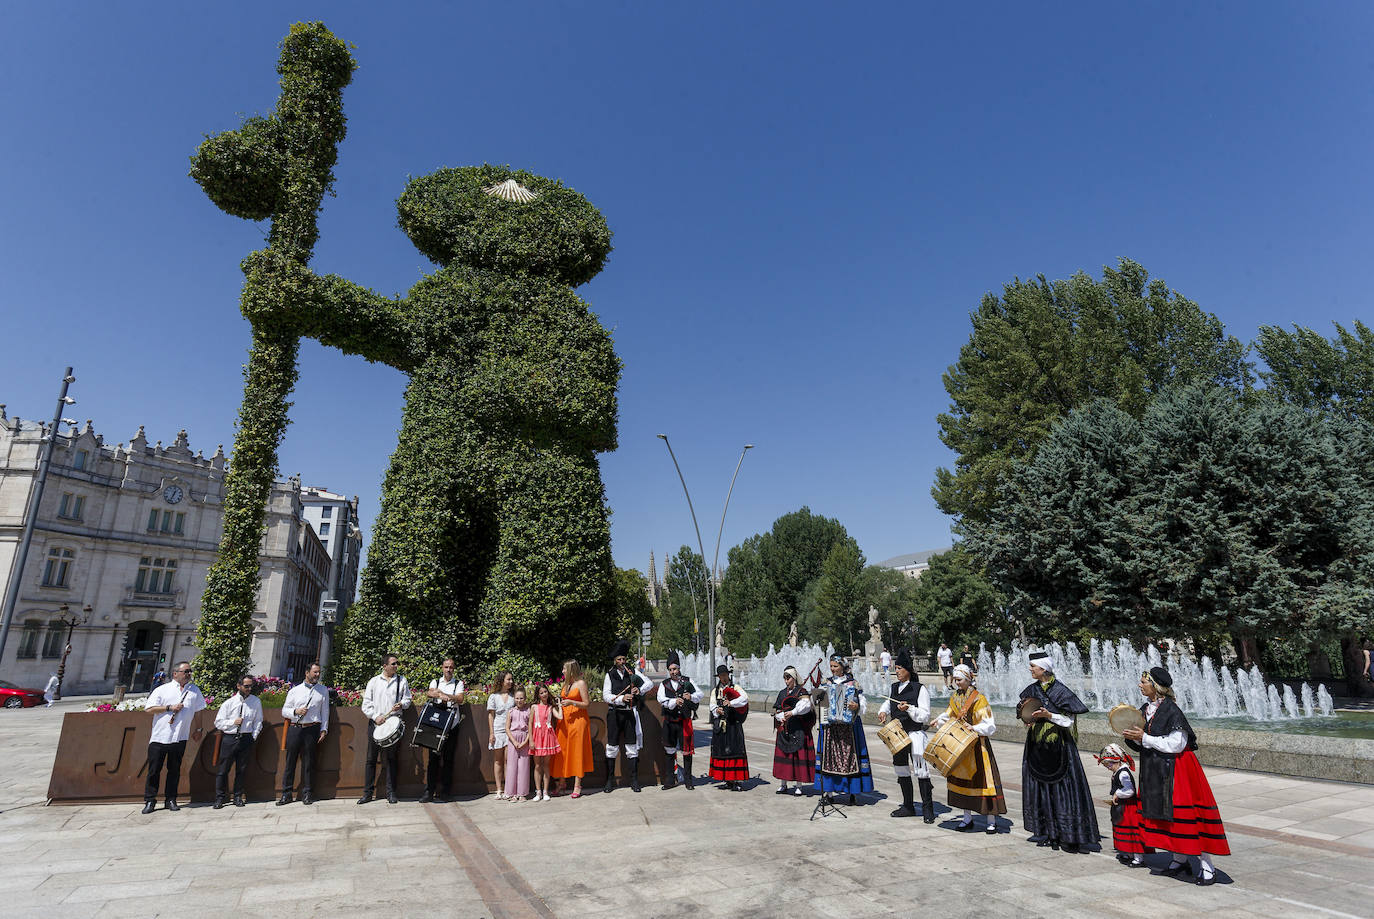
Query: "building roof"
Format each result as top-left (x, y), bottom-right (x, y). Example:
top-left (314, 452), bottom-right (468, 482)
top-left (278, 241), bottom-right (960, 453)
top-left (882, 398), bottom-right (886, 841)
top-left (875, 548), bottom-right (951, 569)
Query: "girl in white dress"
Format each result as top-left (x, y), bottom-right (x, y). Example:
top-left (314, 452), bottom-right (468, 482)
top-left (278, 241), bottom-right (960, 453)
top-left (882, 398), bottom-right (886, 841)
top-left (486, 672), bottom-right (516, 799)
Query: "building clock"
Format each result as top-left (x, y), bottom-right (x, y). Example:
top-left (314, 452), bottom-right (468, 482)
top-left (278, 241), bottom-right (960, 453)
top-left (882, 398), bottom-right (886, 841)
top-left (163, 485), bottom-right (184, 505)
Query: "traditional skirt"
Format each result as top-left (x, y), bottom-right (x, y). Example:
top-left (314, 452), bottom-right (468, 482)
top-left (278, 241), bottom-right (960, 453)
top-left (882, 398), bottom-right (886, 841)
top-left (946, 736), bottom-right (1007, 816)
top-left (1139, 750), bottom-right (1230, 856)
top-left (772, 728), bottom-right (816, 783)
top-left (709, 720), bottom-right (749, 781)
top-left (1021, 731), bottom-right (1100, 846)
top-left (1112, 797), bottom-right (1149, 855)
top-left (813, 722), bottom-right (874, 795)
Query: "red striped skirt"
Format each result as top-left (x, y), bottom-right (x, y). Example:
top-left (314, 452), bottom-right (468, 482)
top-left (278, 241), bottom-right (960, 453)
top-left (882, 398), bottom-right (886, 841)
top-left (1112, 798), bottom-right (1149, 854)
top-left (709, 755), bottom-right (749, 782)
top-left (772, 732), bottom-right (816, 783)
top-left (1139, 751), bottom-right (1230, 856)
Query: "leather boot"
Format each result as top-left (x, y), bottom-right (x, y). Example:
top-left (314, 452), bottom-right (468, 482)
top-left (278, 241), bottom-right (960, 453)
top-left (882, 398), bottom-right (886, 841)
top-left (662, 760), bottom-right (676, 790)
top-left (233, 793), bottom-right (246, 807)
top-left (213, 797), bottom-right (226, 810)
top-left (683, 756), bottom-right (695, 789)
top-left (141, 801), bottom-right (156, 815)
top-left (629, 757), bottom-right (641, 792)
top-left (603, 758), bottom-right (616, 793)
top-left (919, 778), bottom-right (936, 824)
top-left (165, 799), bottom-right (180, 812)
top-left (890, 777), bottom-right (916, 817)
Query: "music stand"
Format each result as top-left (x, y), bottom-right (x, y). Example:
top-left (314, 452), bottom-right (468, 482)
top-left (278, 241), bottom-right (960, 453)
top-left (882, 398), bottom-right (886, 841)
top-left (810, 789), bottom-right (848, 820)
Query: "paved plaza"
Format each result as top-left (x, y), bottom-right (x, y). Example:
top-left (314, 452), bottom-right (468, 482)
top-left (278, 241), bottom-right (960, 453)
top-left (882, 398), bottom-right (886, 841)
top-left (2, 698), bottom-right (1372, 919)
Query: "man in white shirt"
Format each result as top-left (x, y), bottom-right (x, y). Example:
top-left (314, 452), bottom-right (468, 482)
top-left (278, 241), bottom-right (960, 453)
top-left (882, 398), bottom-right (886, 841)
top-left (43, 672), bottom-right (59, 706)
top-left (878, 648), bottom-right (892, 680)
top-left (278, 661), bottom-right (330, 806)
top-left (420, 657), bottom-right (465, 803)
top-left (141, 661), bottom-right (206, 814)
top-left (214, 675), bottom-right (263, 808)
top-left (359, 653), bottom-right (411, 804)
top-left (937, 642), bottom-right (954, 689)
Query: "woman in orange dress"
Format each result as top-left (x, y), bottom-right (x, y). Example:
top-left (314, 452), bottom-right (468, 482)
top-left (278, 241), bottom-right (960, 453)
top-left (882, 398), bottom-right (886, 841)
top-left (552, 659), bottom-right (592, 798)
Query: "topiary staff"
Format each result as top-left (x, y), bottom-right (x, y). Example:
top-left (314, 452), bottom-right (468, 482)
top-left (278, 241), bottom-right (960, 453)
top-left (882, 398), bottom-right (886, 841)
top-left (187, 22), bottom-right (355, 697)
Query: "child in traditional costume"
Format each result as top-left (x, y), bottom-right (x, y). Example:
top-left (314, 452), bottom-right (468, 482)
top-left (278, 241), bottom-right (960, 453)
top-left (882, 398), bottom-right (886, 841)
top-left (1019, 650), bottom-right (1100, 852)
top-left (933, 663), bottom-right (1006, 832)
top-left (1122, 667), bottom-right (1230, 885)
top-left (1096, 743), bottom-right (1147, 865)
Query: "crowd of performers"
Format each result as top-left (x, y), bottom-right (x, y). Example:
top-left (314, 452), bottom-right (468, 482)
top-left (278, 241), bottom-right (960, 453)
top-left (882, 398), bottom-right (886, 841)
top-left (141, 640), bottom-right (1229, 884)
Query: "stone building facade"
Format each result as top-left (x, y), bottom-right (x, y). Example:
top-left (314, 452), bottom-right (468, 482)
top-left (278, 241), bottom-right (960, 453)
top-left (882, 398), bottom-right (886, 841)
top-left (0, 407), bottom-right (342, 694)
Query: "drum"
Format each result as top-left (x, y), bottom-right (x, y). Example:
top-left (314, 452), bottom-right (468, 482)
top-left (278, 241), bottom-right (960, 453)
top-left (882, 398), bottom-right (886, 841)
top-left (922, 718), bottom-right (978, 776)
top-left (1108, 703), bottom-right (1146, 734)
top-left (373, 714), bottom-right (403, 748)
top-left (1015, 697), bottom-right (1042, 725)
top-left (413, 701), bottom-right (457, 751)
top-left (877, 718), bottom-right (912, 755)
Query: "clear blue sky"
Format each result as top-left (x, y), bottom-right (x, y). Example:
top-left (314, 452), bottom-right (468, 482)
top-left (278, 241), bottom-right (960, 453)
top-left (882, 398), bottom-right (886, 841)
top-left (3, 3), bottom-right (1371, 576)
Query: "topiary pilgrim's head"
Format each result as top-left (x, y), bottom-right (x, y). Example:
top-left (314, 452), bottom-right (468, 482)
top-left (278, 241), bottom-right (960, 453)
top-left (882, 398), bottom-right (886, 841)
top-left (397, 165), bottom-right (612, 287)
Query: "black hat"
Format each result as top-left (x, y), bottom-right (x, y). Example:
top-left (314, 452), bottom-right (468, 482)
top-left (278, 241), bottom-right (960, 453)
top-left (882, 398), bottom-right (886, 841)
top-left (612, 639), bottom-right (630, 661)
top-left (716, 664), bottom-right (731, 677)
top-left (1149, 666), bottom-right (1172, 688)
top-left (895, 649), bottom-right (914, 673)
top-left (666, 650), bottom-right (681, 668)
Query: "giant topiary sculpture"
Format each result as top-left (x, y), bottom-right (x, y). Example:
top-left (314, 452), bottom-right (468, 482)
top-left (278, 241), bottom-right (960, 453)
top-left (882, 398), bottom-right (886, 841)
top-left (187, 23), bottom-right (355, 697)
top-left (246, 164), bottom-right (622, 686)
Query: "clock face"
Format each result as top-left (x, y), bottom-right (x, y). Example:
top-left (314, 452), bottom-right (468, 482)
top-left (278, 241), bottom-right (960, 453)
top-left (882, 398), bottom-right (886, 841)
top-left (163, 485), bottom-right (184, 505)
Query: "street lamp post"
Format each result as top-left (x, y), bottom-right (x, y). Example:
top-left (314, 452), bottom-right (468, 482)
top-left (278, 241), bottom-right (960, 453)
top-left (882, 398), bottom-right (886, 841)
top-left (54, 602), bottom-right (91, 701)
top-left (0, 367), bottom-right (77, 668)
top-left (656, 436), bottom-right (753, 680)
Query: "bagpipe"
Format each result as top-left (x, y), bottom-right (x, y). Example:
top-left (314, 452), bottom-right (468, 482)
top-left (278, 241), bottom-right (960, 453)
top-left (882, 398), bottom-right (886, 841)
top-left (711, 684), bottom-right (746, 730)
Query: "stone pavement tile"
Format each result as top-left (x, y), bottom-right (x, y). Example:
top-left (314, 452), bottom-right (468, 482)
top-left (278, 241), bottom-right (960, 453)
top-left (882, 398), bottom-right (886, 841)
top-left (1292, 815), bottom-right (1374, 838)
top-left (238, 876), bottom-right (354, 905)
top-left (60, 876), bottom-right (193, 904)
top-left (3, 857), bottom-right (107, 877)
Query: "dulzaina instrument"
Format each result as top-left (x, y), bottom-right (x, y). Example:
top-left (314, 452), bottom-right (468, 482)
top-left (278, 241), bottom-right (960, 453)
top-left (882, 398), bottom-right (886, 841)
top-left (876, 718), bottom-right (912, 755)
top-left (1108, 703), bottom-right (1146, 734)
top-left (922, 718), bottom-right (978, 776)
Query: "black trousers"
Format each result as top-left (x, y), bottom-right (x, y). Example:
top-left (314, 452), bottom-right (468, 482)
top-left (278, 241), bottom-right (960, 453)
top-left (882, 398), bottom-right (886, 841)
top-left (216, 734), bottom-right (255, 799)
top-left (145, 741), bottom-right (187, 802)
top-left (280, 723), bottom-right (321, 795)
top-left (364, 723), bottom-right (399, 795)
top-left (426, 730), bottom-right (456, 795)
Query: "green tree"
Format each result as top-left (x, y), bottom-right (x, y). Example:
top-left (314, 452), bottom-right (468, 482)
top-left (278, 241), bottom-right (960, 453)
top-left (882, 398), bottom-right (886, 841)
top-left (864, 565), bottom-right (923, 651)
top-left (801, 540), bottom-right (868, 651)
top-left (907, 548), bottom-right (1008, 654)
top-left (963, 399), bottom-right (1151, 641)
top-left (650, 547), bottom-right (710, 657)
top-left (934, 258), bottom-right (1250, 526)
top-left (612, 567), bottom-right (654, 650)
top-left (1256, 321), bottom-right (1374, 423)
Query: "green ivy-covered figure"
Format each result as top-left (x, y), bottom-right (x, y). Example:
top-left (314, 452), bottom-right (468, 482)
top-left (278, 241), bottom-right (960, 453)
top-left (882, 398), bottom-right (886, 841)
top-left (247, 166), bottom-right (622, 685)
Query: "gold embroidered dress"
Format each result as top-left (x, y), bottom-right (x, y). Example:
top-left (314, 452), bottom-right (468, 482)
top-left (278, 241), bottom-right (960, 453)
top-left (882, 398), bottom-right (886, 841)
top-left (940, 689), bottom-right (1007, 815)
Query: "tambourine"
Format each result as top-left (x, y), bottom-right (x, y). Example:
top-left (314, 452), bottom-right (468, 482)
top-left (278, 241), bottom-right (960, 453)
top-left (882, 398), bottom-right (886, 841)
top-left (1108, 703), bottom-right (1146, 734)
top-left (1015, 697), bottom-right (1041, 725)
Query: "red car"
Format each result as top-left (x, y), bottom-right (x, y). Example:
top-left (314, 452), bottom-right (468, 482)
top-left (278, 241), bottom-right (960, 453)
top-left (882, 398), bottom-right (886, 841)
top-left (0, 680), bottom-right (46, 708)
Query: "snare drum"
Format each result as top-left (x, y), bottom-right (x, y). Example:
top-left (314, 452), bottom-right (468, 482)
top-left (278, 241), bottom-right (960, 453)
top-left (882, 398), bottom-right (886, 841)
top-left (922, 718), bottom-right (978, 776)
top-left (877, 718), bottom-right (912, 755)
top-left (373, 714), bottom-right (403, 748)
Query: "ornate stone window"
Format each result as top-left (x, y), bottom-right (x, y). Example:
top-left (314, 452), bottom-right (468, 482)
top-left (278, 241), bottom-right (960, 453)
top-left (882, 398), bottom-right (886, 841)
top-left (136, 557), bottom-right (178, 594)
top-left (58, 493), bottom-right (85, 520)
top-left (42, 622), bottom-right (65, 659)
top-left (17, 620), bottom-right (42, 659)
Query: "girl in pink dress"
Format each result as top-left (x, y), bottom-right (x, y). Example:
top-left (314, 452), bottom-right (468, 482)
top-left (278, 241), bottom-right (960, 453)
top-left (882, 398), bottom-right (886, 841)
top-left (529, 684), bottom-right (562, 802)
top-left (504, 688), bottom-right (532, 801)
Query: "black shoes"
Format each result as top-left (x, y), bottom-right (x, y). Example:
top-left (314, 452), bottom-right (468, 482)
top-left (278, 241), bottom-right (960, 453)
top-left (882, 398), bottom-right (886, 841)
top-left (301, 793), bottom-right (314, 806)
top-left (213, 798), bottom-right (226, 810)
top-left (1161, 861), bottom-right (1192, 878)
top-left (890, 804), bottom-right (917, 818)
top-left (233, 794), bottom-right (246, 807)
top-left (141, 801), bottom-right (157, 815)
top-left (357, 794), bottom-right (374, 805)
top-left (1196, 873), bottom-right (1216, 886)
top-left (387, 792), bottom-right (398, 804)
top-left (418, 791), bottom-right (434, 803)
top-left (275, 794), bottom-right (291, 807)
top-left (165, 799), bottom-right (180, 812)
top-left (663, 776), bottom-right (677, 790)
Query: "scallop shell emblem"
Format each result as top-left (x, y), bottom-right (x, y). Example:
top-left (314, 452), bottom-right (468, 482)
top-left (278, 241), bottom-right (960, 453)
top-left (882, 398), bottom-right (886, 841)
top-left (483, 179), bottom-right (538, 203)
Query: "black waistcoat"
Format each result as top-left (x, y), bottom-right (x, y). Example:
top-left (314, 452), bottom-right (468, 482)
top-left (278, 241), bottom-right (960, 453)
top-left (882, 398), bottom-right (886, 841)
top-left (1127, 697), bottom-right (1197, 822)
top-left (889, 680), bottom-right (927, 732)
top-left (660, 677), bottom-right (693, 724)
top-left (608, 667), bottom-right (640, 708)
